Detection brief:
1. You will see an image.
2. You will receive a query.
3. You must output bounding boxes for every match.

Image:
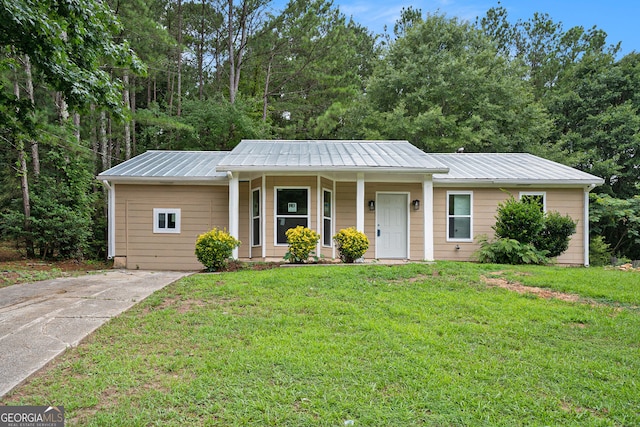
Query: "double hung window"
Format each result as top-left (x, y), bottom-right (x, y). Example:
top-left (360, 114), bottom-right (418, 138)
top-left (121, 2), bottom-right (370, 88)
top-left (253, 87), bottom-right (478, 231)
top-left (276, 188), bottom-right (309, 245)
top-left (447, 192), bottom-right (472, 241)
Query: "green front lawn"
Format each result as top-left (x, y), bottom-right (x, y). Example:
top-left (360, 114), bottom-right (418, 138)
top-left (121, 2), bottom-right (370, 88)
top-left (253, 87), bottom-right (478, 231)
top-left (4, 262), bottom-right (639, 426)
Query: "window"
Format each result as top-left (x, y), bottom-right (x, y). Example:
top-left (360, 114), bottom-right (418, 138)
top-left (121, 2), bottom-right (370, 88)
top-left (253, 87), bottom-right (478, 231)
top-left (153, 208), bottom-right (181, 233)
top-left (447, 192), bottom-right (472, 241)
top-left (275, 188), bottom-right (309, 245)
top-left (322, 189), bottom-right (332, 247)
top-left (252, 189), bottom-right (261, 246)
top-left (520, 192), bottom-right (546, 212)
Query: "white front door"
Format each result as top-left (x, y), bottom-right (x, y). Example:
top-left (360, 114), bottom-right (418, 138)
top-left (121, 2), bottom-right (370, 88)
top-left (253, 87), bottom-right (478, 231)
top-left (376, 193), bottom-right (408, 259)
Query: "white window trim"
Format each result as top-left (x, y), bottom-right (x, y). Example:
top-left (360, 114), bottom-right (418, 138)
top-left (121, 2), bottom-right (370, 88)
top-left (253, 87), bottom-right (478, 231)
top-left (446, 191), bottom-right (473, 242)
top-left (251, 187), bottom-right (261, 247)
top-left (274, 186), bottom-right (311, 246)
top-left (322, 188), bottom-right (333, 247)
top-left (153, 208), bottom-right (181, 234)
top-left (519, 191), bottom-right (547, 212)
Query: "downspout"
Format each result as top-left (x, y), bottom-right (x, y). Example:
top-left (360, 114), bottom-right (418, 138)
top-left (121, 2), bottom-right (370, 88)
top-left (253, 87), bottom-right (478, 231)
top-left (101, 180), bottom-right (116, 259)
top-left (584, 184), bottom-right (596, 266)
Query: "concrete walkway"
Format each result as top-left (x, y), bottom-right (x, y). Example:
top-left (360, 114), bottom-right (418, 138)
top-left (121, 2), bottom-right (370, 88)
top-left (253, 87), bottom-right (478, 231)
top-left (0, 270), bottom-right (191, 398)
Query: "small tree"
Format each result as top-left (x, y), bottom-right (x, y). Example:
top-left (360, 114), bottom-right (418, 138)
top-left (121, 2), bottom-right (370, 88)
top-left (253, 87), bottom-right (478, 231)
top-left (284, 226), bottom-right (320, 263)
top-left (195, 228), bottom-right (240, 271)
top-left (333, 227), bottom-right (369, 263)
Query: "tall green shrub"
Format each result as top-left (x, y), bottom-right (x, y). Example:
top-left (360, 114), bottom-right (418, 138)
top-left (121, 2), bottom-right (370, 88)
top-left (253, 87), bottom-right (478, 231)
top-left (195, 228), bottom-right (241, 271)
top-left (479, 196), bottom-right (577, 264)
top-left (493, 196), bottom-right (544, 244)
top-left (533, 211), bottom-right (577, 258)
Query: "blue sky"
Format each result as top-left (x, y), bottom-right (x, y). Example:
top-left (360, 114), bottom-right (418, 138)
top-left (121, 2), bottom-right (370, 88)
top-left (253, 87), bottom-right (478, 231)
top-left (330, 0), bottom-right (639, 56)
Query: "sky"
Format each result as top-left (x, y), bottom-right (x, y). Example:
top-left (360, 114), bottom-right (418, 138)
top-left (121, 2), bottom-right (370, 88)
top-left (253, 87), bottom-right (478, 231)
top-left (329, 0), bottom-right (639, 56)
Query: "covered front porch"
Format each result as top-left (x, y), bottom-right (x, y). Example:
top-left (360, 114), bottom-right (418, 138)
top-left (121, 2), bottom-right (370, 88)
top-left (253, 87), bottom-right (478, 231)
top-left (228, 172), bottom-right (437, 262)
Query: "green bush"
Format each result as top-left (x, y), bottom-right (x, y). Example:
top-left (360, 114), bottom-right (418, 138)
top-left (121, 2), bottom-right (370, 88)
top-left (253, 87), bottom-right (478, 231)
top-left (333, 227), bottom-right (369, 263)
top-left (533, 211), bottom-right (577, 258)
top-left (476, 236), bottom-right (549, 265)
top-left (493, 196), bottom-right (544, 244)
top-left (195, 228), bottom-right (241, 271)
top-left (589, 235), bottom-right (612, 266)
top-left (284, 226), bottom-right (320, 263)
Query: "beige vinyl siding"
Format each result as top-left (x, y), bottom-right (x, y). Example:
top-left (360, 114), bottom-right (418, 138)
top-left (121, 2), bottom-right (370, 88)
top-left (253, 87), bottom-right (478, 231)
top-left (433, 187), bottom-right (586, 264)
top-left (115, 184), bottom-right (228, 270)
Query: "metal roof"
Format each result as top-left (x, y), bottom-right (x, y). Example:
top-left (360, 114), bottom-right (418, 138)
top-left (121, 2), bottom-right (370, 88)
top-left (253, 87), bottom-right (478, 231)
top-left (431, 153), bottom-right (604, 185)
top-left (98, 150), bottom-right (229, 181)
top-left (215, 140), bottom-right (450, 173)
top-left (97, 145), bottom-right (604, 188)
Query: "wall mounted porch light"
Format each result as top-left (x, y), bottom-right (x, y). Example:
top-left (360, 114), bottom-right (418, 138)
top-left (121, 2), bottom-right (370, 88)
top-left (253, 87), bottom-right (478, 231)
top-left (412, 199), bottom-right (420, 210)
top-left (368, 200), bottom-right (375, 211)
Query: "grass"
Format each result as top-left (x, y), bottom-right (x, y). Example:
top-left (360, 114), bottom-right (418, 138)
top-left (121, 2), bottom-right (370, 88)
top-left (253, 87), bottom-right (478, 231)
top-left (3, 262), bottom-right (639, 426)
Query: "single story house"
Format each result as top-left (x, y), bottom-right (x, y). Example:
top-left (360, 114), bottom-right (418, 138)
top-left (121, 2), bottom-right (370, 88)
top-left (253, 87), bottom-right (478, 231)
top-left (97, 140), bottom-right (604, 270)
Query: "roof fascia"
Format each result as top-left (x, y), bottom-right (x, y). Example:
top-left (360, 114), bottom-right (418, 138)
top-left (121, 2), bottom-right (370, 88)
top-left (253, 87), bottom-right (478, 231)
top-left (216, 166), bottom-right (450, 174)
top-left (433, 179), bottom-right (604, 187)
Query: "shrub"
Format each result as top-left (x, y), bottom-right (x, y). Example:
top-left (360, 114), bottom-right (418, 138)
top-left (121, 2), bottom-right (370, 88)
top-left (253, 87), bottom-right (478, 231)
top-left (589, 235), bottom-right (612, 267)
top-left (533, 211), bottom-right (577, 258)
top-left (195, 228), bottom-right (241, 271)
top-left (333, 227), bottom-right (369, 263)
top-left (476, 235), bottom-right (549, 265)
top-left (493, 196), bottom-right (544, 244)
top-left (284, 226), bottom-right (320, 263)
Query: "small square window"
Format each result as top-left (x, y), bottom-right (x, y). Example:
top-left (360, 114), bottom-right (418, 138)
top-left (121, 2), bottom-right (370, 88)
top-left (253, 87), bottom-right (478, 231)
top-left (153, 208), bottom-right (181, 233)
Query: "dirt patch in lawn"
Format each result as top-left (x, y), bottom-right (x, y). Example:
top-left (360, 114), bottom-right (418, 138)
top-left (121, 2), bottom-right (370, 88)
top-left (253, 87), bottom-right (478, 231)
top-left (481, 274), bottom-right (582, 303)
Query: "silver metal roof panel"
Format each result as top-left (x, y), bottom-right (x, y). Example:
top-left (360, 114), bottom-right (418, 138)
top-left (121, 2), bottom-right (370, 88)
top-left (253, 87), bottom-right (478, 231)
top-left (432, 153), bottom-right (604, 185)
top-left (216, 140), bottom-right (450, 173)
top-left (98, 151), bottom-right (229, 181)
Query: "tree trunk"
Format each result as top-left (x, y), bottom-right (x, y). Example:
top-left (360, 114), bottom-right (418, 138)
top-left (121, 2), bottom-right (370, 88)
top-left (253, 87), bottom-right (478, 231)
top-left (263, 51), bottom-right (275, 122)
top-left (198, 0), bottom-right (206, 100)
top-left (73, 112), bottom-right (81, 144)
top-left (90, 104), bottom-right (98, 168)
top-left (131, 76), bottom-right (137, 155)
top-left (23, 55), bottom-right (40, 177)
top-left (100, 110), bottom-right (108, 172)
top-left (176, 0), bottom-right (183, 116)
top-left (123, 71), bottom-right (131, 159)
top-left (12, 73), bottom-right (34, 257)
top-left (54, 91), bottom-right (69, 123)
top-left (228, 0), bottom-right (236, 103)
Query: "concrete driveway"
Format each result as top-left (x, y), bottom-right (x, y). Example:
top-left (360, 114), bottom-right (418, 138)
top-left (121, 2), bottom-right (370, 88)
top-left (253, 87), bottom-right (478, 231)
top-left (0, 269), bottom-right (191, 398)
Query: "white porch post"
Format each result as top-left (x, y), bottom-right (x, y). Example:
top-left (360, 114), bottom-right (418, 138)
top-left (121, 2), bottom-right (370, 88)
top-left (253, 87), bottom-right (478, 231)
top-left (262, 174), bottom-right (266, 259)
top-left (356, 173), bottom-right (365, 232)
top-left (423, 175), bottom-right (434, 261)
top-left (228, 172), bottom-right (240, 259)
top-left (317, 176), bottom-right (322, 256)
